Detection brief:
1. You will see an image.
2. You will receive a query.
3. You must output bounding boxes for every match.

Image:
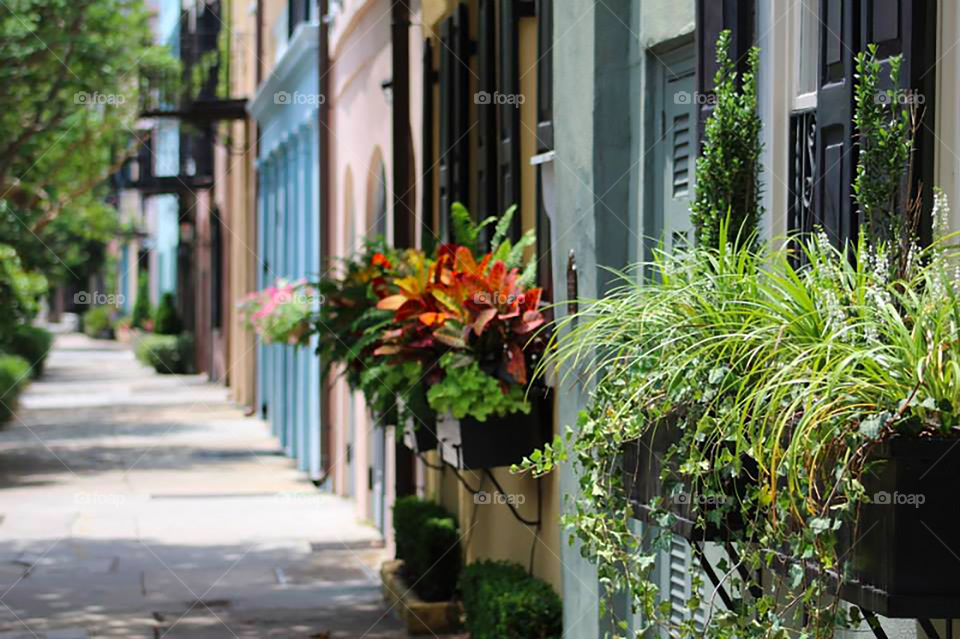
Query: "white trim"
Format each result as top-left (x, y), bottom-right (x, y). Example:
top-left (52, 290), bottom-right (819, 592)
top-left (247, 23), bottom-right (320, 121)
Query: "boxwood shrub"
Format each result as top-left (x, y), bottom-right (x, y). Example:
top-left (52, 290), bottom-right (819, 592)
top-left (0, 354), bottom-right (31, 423)
top-left (460, 560), bottom-right (562, 639)
top-left (153, 293), bottom-right (182, 335)
top-left (82, 306), bottom-right (114, 339)
top-left (135, 333), bottom-right (193, 374)
top-left (6, 325), bottom-right (53, 377)
top-left (392, 496), bottom-right (460, 602)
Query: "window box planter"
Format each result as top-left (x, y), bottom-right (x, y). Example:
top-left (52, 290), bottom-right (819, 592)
top-left (436, 391), bottom-right (553, 469)
top-left (622, 419), bottom-right (754, 541)
top-left (402, 416), bottom-right (439, 454)
top-left (840, 437), bottom-right (960, 618)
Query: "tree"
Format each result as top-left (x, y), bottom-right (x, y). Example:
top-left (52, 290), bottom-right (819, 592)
top-left (0, 0), bottom-right (177, 294)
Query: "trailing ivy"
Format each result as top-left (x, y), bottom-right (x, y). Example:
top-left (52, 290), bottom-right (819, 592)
top-left (690, 30), bottom-right (763, 249)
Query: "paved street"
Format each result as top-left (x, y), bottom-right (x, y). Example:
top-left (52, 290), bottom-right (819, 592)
top-left (0, 332), bottom-right (405, 638)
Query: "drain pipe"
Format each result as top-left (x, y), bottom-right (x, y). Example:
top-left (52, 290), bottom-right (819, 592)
top-left (391, 0), bottom-right (413, 248)
top-left (317, 0), bottom-right (332, 478)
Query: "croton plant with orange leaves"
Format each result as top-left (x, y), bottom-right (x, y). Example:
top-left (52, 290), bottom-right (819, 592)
top-left (248, 204), bottom-right (547, 424)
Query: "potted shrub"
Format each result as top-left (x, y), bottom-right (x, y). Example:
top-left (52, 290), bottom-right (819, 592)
top-left (82, 305), bottom-right (115, 339)
top-left (5, 324), bottom-right (53, 378)
top-left (459, 560), bottom-right (562, 639)
top-left (382, 496), bottom-right (462, 634)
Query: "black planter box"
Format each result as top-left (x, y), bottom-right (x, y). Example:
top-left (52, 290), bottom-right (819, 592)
top-left (436, 392), bottom-right (553, 470)
top-left (622, 420), bottom-right (753, 541)
top-left (841, 437), bottom-right (960, 618)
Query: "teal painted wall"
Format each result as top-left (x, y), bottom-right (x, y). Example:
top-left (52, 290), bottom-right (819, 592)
top-left (251, 24), bottom-right (324, 481)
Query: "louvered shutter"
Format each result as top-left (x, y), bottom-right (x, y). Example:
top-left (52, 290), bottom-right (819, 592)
top-left (498, 0), bottom-right (521, 240)
top-left (661, 51), bottom-right (697, 252)
top-left (477, 0), bottom-right (497, 224)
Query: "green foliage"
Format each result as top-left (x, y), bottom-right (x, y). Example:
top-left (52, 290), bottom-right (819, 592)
top-left (153, 293), bottom-right (181, 335)
top-left (690, 30), bottom-right (763, 248)
top-left (5, 325), bottom-right (53, 377)
top-left (0, 244), bottom-right (45, 340)
top-left (0, 354), bottom-right (31, 423)
top-left (459, 560), bottom-right (562, 639)
top-left (426, 352), bottom-right (530, 422)
top-left (0, 0), bottom-right (176, 292)
top-left (391, 496), bottom-right (460, 602)
top-left (410, 516), bottom-right (461, 602)
top-left (853, 44), bottom-right (918, 270)
top-left (130, 273), bottom-right (152, 329)
top-left (450, 202), bottom-right (534, 277)
top-left (82, 306), bottom-right (114, 339)
top-left (135, 333), bottom-right (193, 374)
top-left (522, 219), bottom-right (960, 636)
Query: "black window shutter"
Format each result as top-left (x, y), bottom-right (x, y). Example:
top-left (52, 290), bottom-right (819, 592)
top-left (477, 0), bottom-right (498, 221)
top-left (695, 0), bottom-right (754, 142)
top-left (813, 0), bottom-right (859, 246)
top-left (535, 0), bottom-right (553, 153)
top-left (535, 0), bottom-right (553, 296)
top-left (438, 4), bottom-right (470, 241)
top-left (421, 39), bottom-right (436, 249)
top-left (498, 0), bottom-right (521, 240)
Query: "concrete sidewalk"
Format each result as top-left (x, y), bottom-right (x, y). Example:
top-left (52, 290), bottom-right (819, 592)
top-left (0, 333), bottom-right (406, 638)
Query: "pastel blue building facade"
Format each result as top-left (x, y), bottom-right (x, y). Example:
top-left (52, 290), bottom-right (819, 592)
top-left (248, 22), bottom-right (324, 480)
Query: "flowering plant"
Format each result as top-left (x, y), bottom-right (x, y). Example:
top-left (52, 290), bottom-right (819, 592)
top-left (238, 278), bottom-right (317, 345)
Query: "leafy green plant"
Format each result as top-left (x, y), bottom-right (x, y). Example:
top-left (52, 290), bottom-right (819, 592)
top-left (83, 306), bottom-right (114, 339)
top-left (0, 354), bottom-right (30, 423)
top-left (427, 352), bottom-right (530, 421)
top-left (135, 333), bottom-right (193, 374)
top-left (391, 496), bottom-right (461, 602)
top-left (153, 293), bottom-right (181, 335)
top-left (690, 30), bottom-right (763, 248)
top-left (459, 560), bottom-right (562, 639)
top-left (5, 325), bottom-right (53, 377)
top-left (130, 273), bottom-right (152, 330)
top-left (853, 44), bottom-right (919, 273)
